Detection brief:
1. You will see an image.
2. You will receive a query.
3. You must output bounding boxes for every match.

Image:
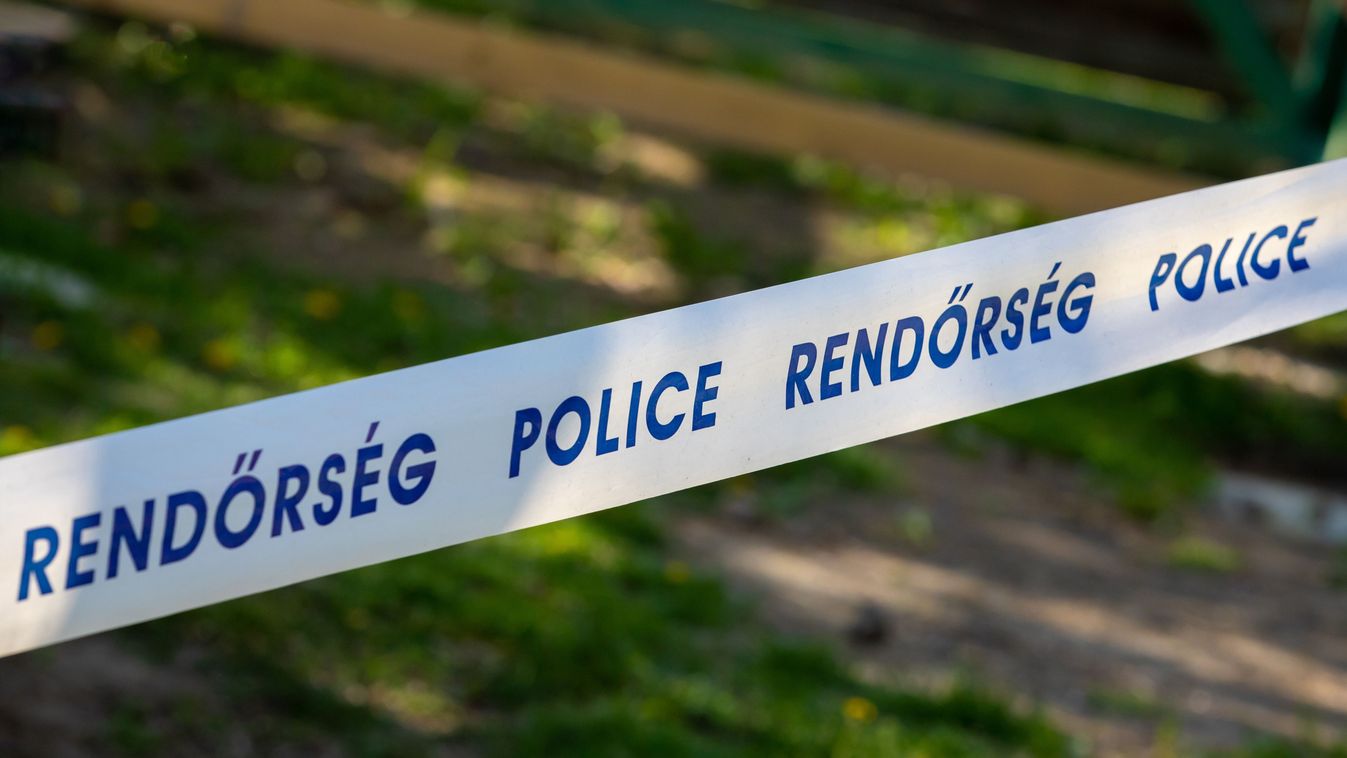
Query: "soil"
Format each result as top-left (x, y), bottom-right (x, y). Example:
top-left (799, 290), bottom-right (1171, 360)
top-left (677, 431), bottom-right (1347, 756)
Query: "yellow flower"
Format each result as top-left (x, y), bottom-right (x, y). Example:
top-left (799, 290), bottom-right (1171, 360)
top-left (202, 338), bottom-right (237, 372)
top-left (31, 321), bottom-right (64, 351)
top-left (843, 696), bottom-right (877, 723)
top-left (48, 184), bottom-right (82, 216)
top-left (126, 322), bottom-right (162, 353)
top-left (304, 289), bottom-right (342, 320)
top-left (0, 425), bottom-right (36, 454)
top-left (663, 560), bottom-right (690, 584)
top-left (345, 607), bottom-right (371, 630)
top-left (392, 290), bottom-right (424, 322)
top-left (127, 199), bottom-right (159, 230)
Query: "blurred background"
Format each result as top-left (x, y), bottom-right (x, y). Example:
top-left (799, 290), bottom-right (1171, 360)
top-left (0, 0), bottom-right (1345, 755)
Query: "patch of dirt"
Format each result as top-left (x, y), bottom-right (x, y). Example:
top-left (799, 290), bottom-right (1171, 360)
top-left (677, 431), bottom-right (1347, 756)
top-left (0, 635), bottom-right (479, 757)
top-left (0, 636), bottom-right (214, 757)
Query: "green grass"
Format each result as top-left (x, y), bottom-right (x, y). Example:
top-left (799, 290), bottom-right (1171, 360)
top-left (1166, 536), bottom-right (1241, 574)
top-left (131, 507), bottom-right (1068, 755)
top-left (1085, 689), bottom-right (1171, 721)
top-left (91, 21), bottom-right (482, 143)
top-left (0, 200), bottom-right (536, 445)
top-left (647, 200), bottom-right (752, 286)
top-left (1329, 550), bottom-right (1347, 589)
top-left (967, 362), bottom-right (1347, 521)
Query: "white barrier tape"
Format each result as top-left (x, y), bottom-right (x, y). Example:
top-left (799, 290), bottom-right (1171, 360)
top-left (2, 160), bottom-right (1345, 658)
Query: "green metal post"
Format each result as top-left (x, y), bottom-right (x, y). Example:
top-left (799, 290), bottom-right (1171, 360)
top-left (1324, 71), bottom-right (1347, 159)
top-left (1188, 0), bottom-right (1304, 117)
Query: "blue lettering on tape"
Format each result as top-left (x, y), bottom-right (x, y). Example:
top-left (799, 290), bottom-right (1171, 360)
top-left (784, 263), bottom-right (1095, 409)
top-left (1148, 218), bottom-right (1316, 311)
top-left (15, 424), bottom-right (438, 602)
top-left (509, 360), bottom-right (724, 478)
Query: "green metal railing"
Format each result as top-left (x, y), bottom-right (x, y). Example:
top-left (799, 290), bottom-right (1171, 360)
top-left (427, 0), bottom-right (1346, 172)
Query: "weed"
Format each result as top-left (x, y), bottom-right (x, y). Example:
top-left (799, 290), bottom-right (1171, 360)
top-left (1167, 536), bottom-right (1241, 574)
top-left (1087, 689), bottom-right (1171, 720)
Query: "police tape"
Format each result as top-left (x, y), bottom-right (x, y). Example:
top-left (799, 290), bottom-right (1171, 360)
top-left (2, 159), bottom-right (1345, 658)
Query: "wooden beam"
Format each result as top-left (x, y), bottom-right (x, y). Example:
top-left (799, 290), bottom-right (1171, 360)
top-left (58, 0), bottom-right (1205, 215)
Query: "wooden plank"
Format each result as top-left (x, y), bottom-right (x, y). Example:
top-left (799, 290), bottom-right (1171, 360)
top-left (58, 0), bottom-right (1205, 214)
